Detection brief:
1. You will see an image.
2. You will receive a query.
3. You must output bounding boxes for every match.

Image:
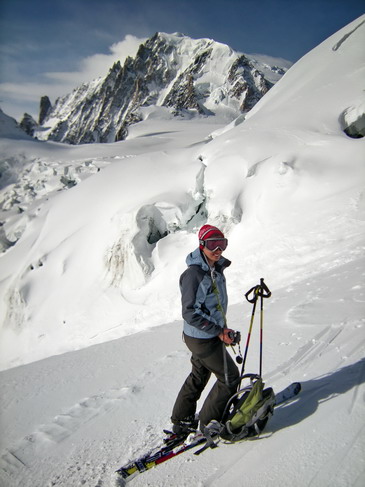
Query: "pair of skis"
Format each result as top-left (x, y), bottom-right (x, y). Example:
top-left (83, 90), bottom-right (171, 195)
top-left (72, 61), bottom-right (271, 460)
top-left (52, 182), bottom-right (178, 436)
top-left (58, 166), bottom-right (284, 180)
top-left (115, 382), bottom-right (301, 485)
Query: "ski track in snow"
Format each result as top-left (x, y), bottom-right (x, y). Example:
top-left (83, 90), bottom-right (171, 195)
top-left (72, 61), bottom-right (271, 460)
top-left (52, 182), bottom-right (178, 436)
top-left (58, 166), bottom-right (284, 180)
top-left (1, 388), bottom-right (128, 472)
top-left (0, 258), bottom-right (365, 486)
top-left (267, 324), bottom-right (345, 382)
top-left (0, 387), bottom-right (131, 485)
top-left (1, 243), bottom-right (365, 487)
top-left (0, 349), bottom-right (188, 487)
top-left (0, 273), bottom-right (365, 486)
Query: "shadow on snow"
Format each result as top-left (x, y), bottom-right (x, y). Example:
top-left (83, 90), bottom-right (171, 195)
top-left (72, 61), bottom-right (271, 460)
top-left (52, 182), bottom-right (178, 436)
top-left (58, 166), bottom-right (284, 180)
top-left (269, 358), bottom-right (365, 433)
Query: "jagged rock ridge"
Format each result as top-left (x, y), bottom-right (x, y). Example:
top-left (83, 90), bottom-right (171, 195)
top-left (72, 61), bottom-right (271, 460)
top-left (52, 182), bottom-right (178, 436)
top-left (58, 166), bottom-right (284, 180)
top-left (35, 32), bottom-right (291, 144)
top-left (39, 96), bottom-right (52, 125)
top-left (19, 113), bottom-right (37, 136)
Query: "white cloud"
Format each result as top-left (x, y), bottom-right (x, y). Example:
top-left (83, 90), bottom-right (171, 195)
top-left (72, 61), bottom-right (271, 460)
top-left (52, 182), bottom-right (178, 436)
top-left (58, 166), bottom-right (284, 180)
top-left (0, 35), bottom-right (147, 119)
top-left (45, 35), bottom-right (147, 84)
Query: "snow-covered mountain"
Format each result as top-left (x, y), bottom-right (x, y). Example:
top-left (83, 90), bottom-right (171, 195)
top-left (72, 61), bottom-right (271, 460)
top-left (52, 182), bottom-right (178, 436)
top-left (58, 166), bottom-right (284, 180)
top-left (0, 109), bottom-right (33, 141)
top-left (0, 15), bottom-right (364, 487)
top-left (0, 17), bottom-right (364, 370)
top-left (31, 32), bottom-right (290, 144)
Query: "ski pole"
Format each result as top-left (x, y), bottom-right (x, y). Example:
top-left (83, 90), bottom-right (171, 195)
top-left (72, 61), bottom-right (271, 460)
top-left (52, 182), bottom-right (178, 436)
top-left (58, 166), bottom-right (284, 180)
top-left (239, 279), bottom-right (271, 384)
top-left (239, 283), bottom-right (260, 380)
top-left (258, 278), bottom-right (271, 377)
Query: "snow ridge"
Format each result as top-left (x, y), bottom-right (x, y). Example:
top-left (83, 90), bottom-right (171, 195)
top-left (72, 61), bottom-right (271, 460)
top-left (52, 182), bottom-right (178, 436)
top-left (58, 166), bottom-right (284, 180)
top-left (332, 18), bottom-right (365, 51)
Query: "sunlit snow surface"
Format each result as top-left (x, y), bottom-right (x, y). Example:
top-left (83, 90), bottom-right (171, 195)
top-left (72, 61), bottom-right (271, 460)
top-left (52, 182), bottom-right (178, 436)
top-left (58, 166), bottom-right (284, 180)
top-left (0, 16), bottom-right (364, 487)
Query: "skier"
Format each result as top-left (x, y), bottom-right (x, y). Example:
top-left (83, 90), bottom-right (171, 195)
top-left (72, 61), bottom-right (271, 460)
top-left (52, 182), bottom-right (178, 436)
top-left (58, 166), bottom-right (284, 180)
top-left (171, 224), bottom-right (240, 435)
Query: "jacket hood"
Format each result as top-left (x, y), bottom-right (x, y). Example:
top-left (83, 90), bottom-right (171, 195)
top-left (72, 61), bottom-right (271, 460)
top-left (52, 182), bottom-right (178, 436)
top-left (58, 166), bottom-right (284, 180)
top-left (186, 248), bottom-right (231, 272)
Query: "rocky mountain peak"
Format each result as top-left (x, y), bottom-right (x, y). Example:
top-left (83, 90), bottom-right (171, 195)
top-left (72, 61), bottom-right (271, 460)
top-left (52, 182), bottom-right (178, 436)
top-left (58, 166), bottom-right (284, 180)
top-left (19, 113), bottom-right (37, 137)
top-left (39, 96), bottom-right (52, 125)
top-left (34, 33), bottom-right (291, 144)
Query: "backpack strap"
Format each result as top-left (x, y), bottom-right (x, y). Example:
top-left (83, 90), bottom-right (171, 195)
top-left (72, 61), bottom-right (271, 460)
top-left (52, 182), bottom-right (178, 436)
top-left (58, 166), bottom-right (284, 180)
top-left (220, 375), bottom-right (276, 442)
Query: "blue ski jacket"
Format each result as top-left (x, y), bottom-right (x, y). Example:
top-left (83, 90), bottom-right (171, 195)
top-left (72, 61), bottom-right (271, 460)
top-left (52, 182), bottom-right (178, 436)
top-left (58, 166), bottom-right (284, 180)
top-left (180, 248), bottom-right (231, 339)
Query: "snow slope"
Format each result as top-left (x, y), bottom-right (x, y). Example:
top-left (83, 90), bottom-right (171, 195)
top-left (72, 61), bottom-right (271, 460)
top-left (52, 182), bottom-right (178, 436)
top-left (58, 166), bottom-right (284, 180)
top-left (0, 265), bottom-right (364, 487)
top-left (0, 15), bottom-right (365, 487)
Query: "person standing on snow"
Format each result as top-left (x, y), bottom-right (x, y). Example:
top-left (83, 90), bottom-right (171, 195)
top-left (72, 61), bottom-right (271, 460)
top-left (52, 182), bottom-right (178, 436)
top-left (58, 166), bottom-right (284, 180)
top-left (171, 224), bottom-right (240, 435)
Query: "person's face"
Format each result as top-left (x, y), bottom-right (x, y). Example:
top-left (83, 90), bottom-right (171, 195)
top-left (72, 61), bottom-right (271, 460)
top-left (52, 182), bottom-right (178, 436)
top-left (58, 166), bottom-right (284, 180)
top-left (202, 246), bottom-right (222, 266)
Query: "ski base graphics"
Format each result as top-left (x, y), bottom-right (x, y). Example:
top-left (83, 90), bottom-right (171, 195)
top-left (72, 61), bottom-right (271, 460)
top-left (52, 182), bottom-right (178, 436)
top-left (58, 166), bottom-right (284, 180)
top-left (115, 382), bottom-right (301, 484)
top-left (115, 431), bottom-right (206, 484)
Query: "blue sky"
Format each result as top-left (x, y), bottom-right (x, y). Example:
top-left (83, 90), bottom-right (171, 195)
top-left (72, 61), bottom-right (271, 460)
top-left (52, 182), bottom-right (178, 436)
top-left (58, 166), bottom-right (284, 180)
top-left (0, 0), bottom-right (364, 120)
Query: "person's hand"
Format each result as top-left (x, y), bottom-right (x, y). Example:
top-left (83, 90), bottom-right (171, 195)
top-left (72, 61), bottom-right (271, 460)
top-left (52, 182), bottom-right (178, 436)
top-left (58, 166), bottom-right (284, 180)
top-left (218, 328), bottom-right (235, 345)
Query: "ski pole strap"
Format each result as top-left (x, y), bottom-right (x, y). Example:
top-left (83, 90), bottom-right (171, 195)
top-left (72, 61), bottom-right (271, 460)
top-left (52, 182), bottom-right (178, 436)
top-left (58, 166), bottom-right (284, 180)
top-left (239, 298), bottom-right (257, 381)
top-left (245, 278), bottom-right (271, 304)
top-left (210, 270), bottom-right (231, 387)
top-left (211, 278), bottom-right (227, 327)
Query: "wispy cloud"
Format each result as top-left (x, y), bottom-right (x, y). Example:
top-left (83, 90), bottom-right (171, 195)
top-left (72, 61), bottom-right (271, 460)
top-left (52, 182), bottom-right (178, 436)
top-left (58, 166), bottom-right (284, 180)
top-left (44, 35), bottom-right (147, 85)
top-left (0, 35), bottom-right (146, 119)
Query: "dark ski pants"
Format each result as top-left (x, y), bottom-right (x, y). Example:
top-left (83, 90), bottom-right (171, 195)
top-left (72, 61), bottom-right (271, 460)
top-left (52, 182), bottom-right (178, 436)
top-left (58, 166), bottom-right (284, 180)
top-left (171, 334), bottom-right (240, 428)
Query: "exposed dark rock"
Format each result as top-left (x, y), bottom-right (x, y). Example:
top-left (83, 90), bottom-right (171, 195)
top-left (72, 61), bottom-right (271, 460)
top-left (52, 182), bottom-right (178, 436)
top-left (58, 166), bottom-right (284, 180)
top-left (39, 96), bottom-right (52, 124)
top-left (19, 113), bottom-right (37, 136)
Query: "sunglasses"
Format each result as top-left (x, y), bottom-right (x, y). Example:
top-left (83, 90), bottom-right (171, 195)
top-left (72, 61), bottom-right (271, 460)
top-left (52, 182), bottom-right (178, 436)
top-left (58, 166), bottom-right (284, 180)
top-left (202, 238), bottom-right (228, 251)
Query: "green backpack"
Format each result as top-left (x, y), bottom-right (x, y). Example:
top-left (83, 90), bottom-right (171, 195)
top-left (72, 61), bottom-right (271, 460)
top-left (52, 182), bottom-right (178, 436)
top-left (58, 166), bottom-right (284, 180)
top-left (220, 374), bottom-right (276, 442)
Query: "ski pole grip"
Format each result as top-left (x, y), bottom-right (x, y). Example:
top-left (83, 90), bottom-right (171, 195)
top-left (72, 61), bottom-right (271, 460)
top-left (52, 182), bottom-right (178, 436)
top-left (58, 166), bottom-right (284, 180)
top-left (245, 285), bottom-right (260, 303)
top-left (259, 278), bottom-right (271, 298)
top-left (245, 279), bottom-right (272, 303)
